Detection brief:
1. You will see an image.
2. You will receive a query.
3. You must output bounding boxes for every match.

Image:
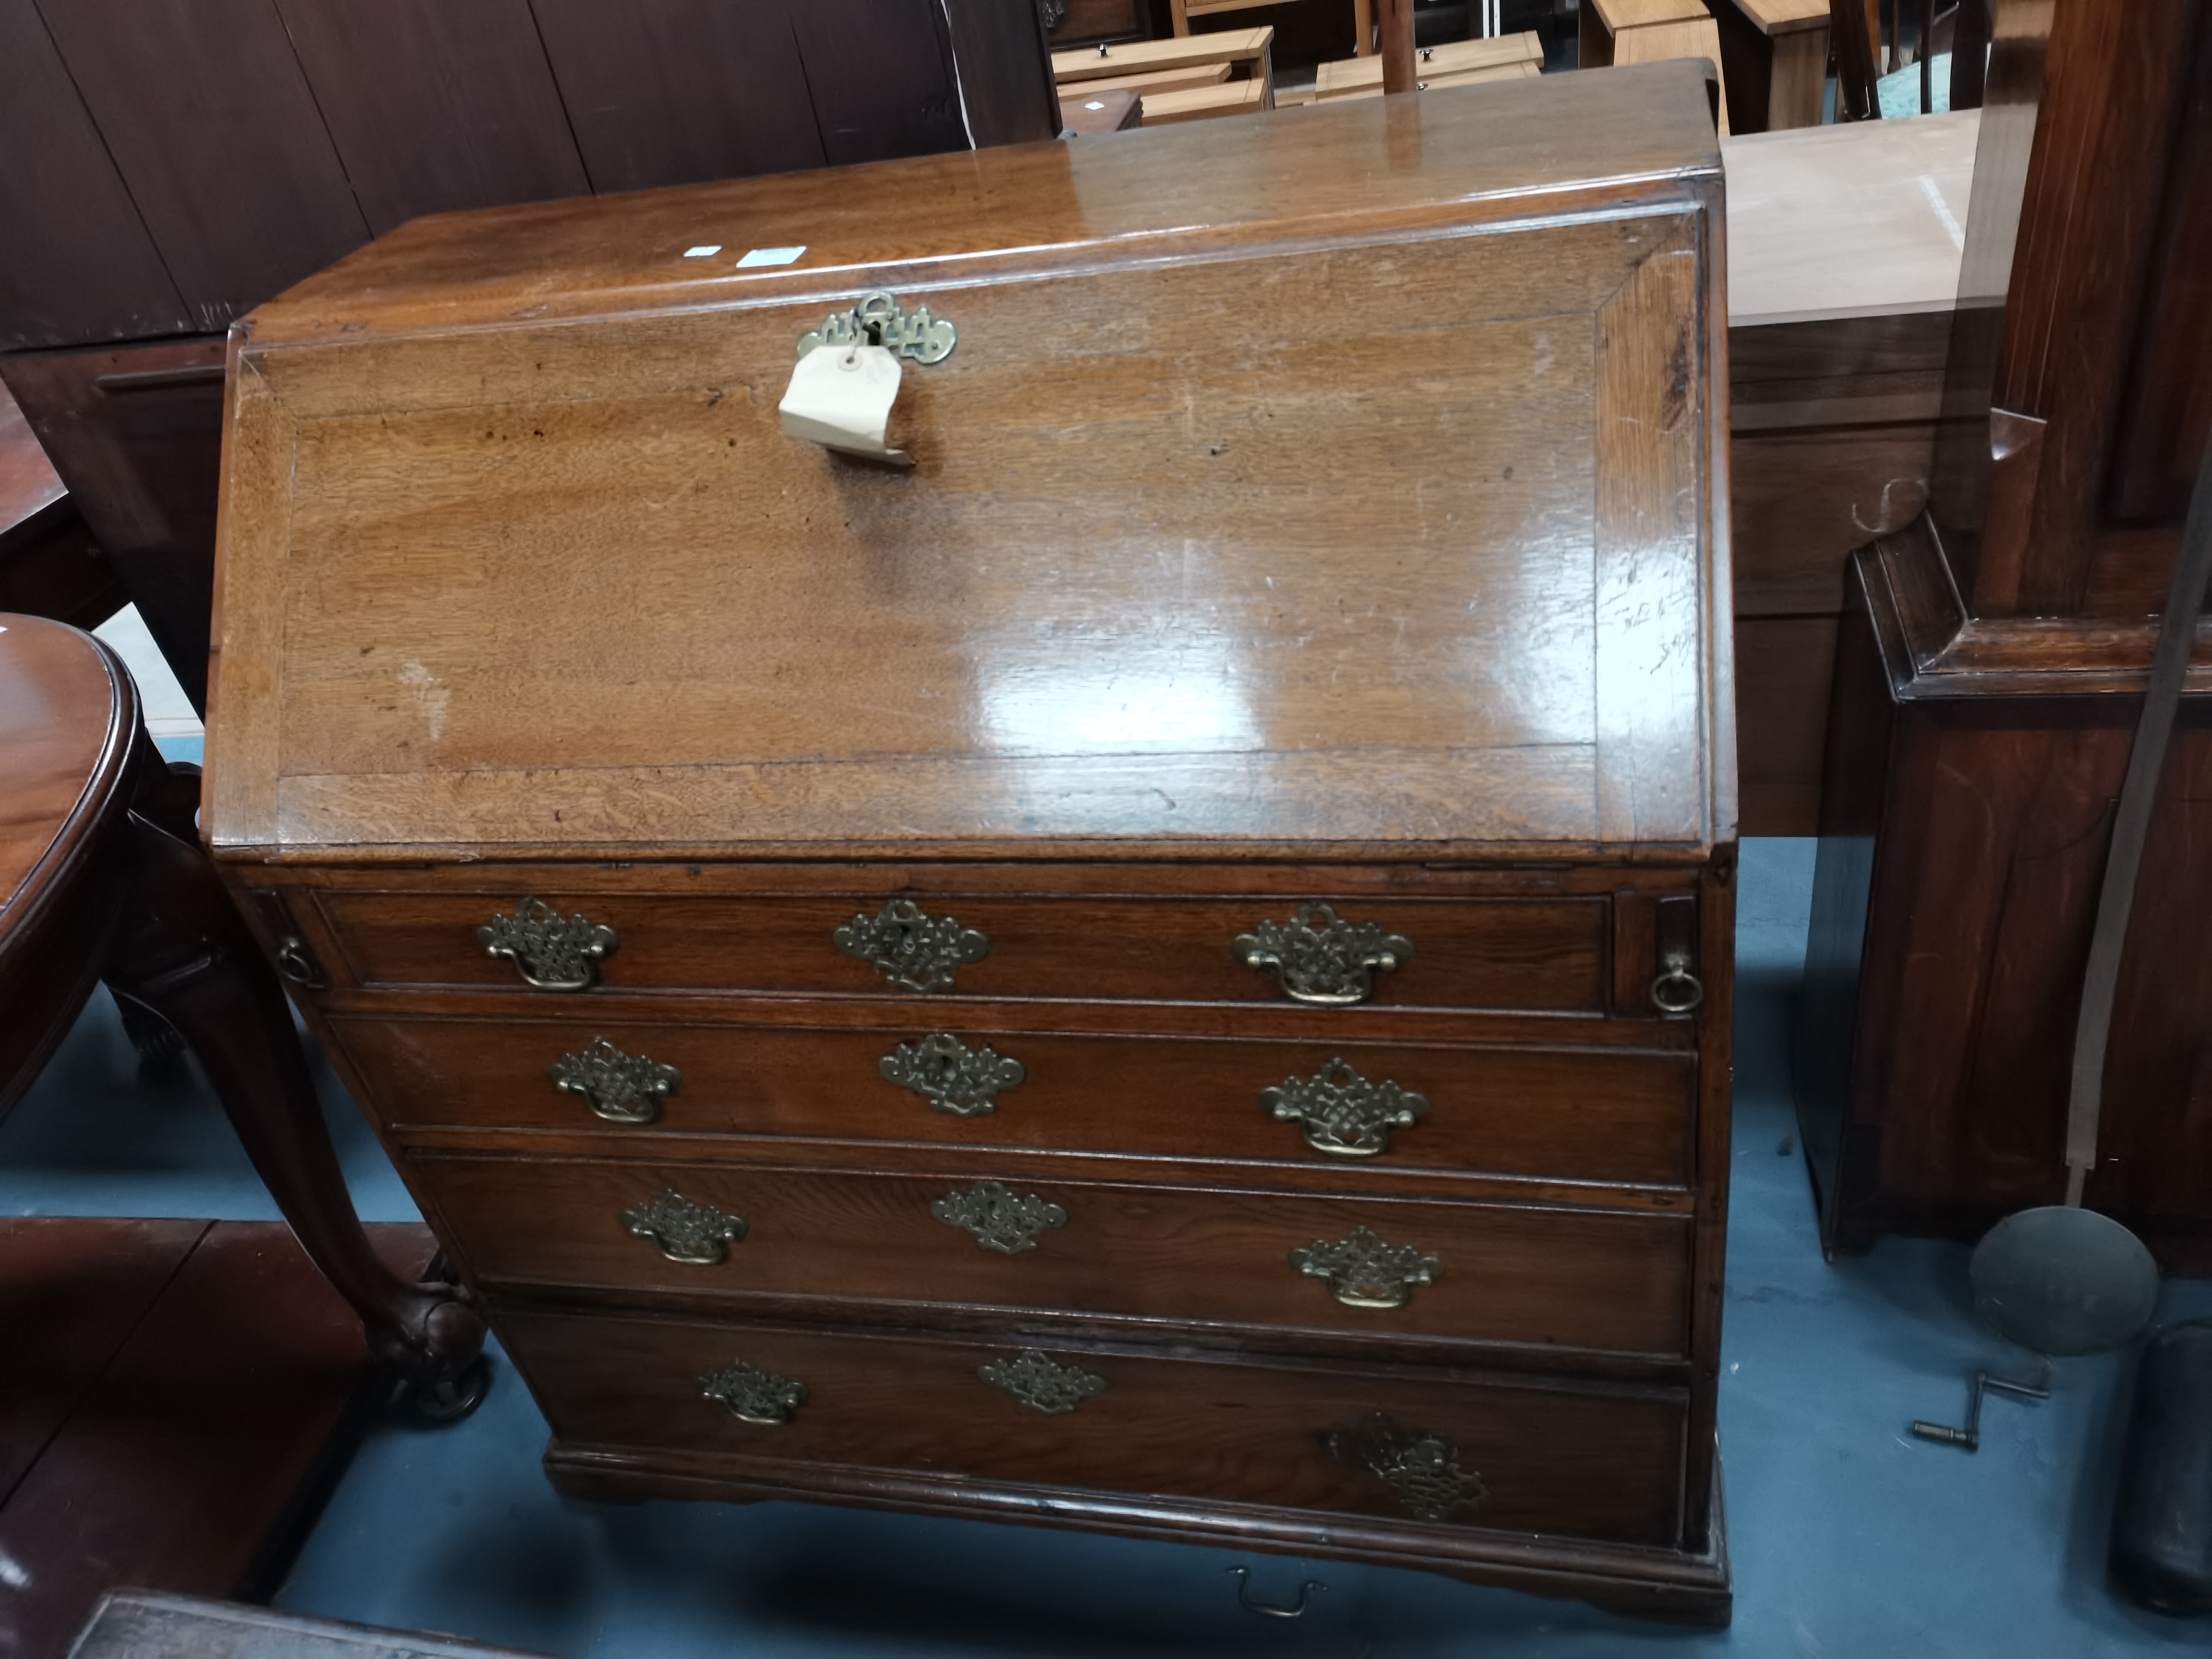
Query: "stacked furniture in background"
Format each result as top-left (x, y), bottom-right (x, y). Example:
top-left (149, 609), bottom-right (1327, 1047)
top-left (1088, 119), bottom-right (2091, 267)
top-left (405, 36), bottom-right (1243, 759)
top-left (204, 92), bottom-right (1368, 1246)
top-left (1308, 32), bottom-right (1544, 99)
top-left (1579, 0), bottom-right (1730, 131)
top-left (1051, 27), bottom-right (1277, 121)
top-left (201, 65), bottom-right (1740, 1622)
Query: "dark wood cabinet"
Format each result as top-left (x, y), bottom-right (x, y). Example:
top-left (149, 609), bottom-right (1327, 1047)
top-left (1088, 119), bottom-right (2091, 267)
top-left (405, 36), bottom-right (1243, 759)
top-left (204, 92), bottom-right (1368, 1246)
top-left (1796, 0), bottom-right (2212, 1268)
top-left (204, 68), bottom-right (1738, 1620)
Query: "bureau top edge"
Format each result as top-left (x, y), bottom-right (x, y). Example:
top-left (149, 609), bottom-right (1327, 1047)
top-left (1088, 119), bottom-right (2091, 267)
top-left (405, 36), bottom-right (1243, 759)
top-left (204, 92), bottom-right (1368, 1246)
top-left (234, 64), bottom-right (1722, 352)
top-left (205, 835), bottom-right (1737, 870)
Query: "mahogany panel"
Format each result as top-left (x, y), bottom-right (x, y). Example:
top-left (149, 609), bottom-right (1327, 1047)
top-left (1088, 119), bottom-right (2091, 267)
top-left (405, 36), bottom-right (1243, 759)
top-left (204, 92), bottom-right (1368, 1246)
top-left (1734, 615), bottom-right (1837, 835)
top-left (494, 1307), bottom-right (1691, 1547)
top-left (273, 0), bottom-right (590, 237)
top-left (0, 0), bottom-right (190, 350)
top-left (789, 0), bottom-right (969, 167)
top-left (0, 338), bottom-right (227, 712)
top-left (526, 0), bottom-right (826, 192)
top-left (414, 1151), bottom-right (1693, 1356)
top-left (31, 0), bottom-right (371, 331)
top-left (329, 1013), bottom-right (1694, 1186)
top-left (1730, 426), bottom-right (1935, 615)
top-left (313, 889), bottom-right (1607, 1013)
top-left (1796, 545), bottom-right (2212, 1266)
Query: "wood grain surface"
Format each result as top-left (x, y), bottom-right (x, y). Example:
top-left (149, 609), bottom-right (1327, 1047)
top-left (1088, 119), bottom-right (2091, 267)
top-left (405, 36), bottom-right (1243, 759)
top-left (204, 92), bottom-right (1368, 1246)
top-left (416, 1151), bottom-right (1693, 1355)
top-left (497, 1306), bottom-right (1691, 1545)
top-left (207, 69), bottom-right (1728, 862)
top-left (328, 1011), bottom-right (1697, 1187)
top-left (0, 613), bottom-right (132, 1122)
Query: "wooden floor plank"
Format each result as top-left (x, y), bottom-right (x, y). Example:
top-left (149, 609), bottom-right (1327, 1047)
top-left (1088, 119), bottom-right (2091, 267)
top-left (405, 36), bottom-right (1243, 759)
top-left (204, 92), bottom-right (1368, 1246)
top-left (0, 1219), bottom-right (207, 1505)
top-left (0, 1221), bottom-right (435, 1659)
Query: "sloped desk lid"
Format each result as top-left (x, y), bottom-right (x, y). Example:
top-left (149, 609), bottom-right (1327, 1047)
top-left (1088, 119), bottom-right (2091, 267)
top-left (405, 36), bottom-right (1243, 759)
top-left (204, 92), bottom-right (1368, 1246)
top-left (206, 63), bottom-right (1733, 865)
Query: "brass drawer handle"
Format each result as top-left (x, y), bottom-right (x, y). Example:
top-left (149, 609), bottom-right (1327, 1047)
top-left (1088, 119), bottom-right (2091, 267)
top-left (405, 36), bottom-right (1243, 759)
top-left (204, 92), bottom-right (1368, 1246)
top-left (979, 1349), bottom-right (1106, 1415)
top-left (1262, 1058), bottom-right (1429, 1159)
top-left (1323, 1411), bottom-right (1485, 1522)
top-left (479, 897), bottom-right (617, 991)
top-left (1234, 902), bottom-right (1412, 1005)
top-left (701, 1359), bottom-right (805, 1426)
top-left (623, 1188), bottom-right (746, 1265)
top-left (550, 1037), bottom-right (681, 1124)
top-left (931, 1180), bottom-right (1068, 1254)
top-left (880, 1032), bottom-right (1025, 1116)
top-left (835, 898), bottom-right (989, 993)
top-left (1650, 946), bottom-right (1704, 1016)
top-left (1290, 1225), bottom-right (1441, 1310)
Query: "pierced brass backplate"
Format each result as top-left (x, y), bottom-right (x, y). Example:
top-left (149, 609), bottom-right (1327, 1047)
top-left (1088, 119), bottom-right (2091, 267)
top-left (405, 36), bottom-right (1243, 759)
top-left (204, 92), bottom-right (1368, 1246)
top-left (978, 1349), bottom-right (1106, 1415)
top-left (835, 899), bottom-right (990, 993)
top-left (797, 290), bottom-right (957, 364)
top-left (1262, 1058), bottom-right (1429, 1159)
top-left (550, 1037), bottom-right (681, 1124)
top-left (701, 1359), bottom-right (806, 1426)
top-left (1322, 1411), bottom-right (1485, 1522)
top-left (1289, 1224), bottom-right (1441, 1309)
top-left (1233, 902), bottom-right (1411, 1005)
top-left (880, 1032), bottom-right (1025, 1116)
top-left (623, 1188), bottom-right (746, 1265)
top-left (931, 1181), bottom-right (1068, 1254)
top-left (479, 897), bottom-right (617, 991)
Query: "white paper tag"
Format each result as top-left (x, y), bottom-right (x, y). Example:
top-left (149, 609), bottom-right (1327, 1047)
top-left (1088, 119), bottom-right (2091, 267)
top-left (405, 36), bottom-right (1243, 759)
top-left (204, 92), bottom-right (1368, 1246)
top-left (779, 343), bottom-right (910, 466)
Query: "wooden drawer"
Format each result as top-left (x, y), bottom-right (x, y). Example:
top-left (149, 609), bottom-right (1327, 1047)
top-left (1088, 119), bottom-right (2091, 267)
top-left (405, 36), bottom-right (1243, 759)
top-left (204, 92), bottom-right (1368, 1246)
top-left (495, 1307), bottom-right (1689, 1548)
top-left (330, 1014), bottom-right (1696, 1187)
top-left (414, 1152), bottom-right (1693, 1358)
top-left (310, 889), bottom-right (1609, 1014)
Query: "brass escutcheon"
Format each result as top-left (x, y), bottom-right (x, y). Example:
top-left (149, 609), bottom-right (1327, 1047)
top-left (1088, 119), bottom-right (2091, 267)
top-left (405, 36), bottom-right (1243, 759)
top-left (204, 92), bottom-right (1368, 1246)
top-left (835, 899), bottom-right (990, 993)
top-left (879, 1032), bottom-right (1024, 1116)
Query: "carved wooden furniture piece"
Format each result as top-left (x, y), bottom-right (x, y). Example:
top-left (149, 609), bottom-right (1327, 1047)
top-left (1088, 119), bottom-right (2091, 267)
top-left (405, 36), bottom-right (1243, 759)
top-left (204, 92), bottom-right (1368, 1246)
top-left (1796, 0), bottom-right (2212, 1266)
top-left (205, 65), bottom-right (1736, 1620)
top-left (0, 613), bottom-right (486, 1408)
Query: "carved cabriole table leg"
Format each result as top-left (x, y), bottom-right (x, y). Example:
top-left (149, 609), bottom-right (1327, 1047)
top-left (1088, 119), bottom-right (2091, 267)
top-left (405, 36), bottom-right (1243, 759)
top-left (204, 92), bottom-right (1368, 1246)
top-left (102, 746), bottom-right (489, 1417)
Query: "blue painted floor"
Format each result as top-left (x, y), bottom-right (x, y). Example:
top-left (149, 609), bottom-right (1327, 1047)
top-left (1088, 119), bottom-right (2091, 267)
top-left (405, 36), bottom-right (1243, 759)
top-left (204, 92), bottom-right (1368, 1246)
top-left (6, 840), bottom-right (2208, 1655)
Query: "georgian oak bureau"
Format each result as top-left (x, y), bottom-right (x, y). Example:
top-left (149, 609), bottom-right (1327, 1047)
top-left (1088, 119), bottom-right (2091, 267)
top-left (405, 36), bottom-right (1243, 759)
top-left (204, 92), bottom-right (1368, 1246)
top-left (204, 61), bottom-right (1737, 1621)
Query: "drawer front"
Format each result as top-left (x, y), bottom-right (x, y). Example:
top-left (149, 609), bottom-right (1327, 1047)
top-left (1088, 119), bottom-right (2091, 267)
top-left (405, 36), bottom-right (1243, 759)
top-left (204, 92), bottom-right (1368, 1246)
top-left (415, 1153), bottom-right (1693, 1357)
top-left (334, 1015), bottom-right (1695, 1186)
top-left (313, 890), bottom-right (1608, 1013)
top-left (495, 1308), bottom-right (1688, 1547)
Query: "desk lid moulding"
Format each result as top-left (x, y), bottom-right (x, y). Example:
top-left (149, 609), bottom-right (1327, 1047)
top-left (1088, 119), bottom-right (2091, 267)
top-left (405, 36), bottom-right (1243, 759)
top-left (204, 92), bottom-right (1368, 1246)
top-left (204, 65), bottom-right (1734, 868)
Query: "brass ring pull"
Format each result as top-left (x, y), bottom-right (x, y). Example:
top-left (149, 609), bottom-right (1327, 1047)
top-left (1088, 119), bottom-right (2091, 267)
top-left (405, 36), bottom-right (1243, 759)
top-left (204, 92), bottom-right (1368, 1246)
top-left (1650, 947), bottom-right (1704, 1016)
top-left (275, 937), bottom-right (325, 989)
top-left (479, 897), bottom-right (617, 991)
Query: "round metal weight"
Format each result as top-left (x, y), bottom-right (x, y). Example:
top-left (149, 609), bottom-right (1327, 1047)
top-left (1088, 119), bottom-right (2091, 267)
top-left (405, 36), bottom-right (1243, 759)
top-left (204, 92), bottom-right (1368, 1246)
top-left (1971, 1206), bottom-right (2161, 1356)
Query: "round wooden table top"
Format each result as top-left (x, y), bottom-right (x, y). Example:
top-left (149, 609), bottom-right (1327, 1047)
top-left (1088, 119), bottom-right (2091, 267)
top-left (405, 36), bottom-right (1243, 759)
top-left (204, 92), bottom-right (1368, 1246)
top-left (0, 614), bottom-right (138, 951)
